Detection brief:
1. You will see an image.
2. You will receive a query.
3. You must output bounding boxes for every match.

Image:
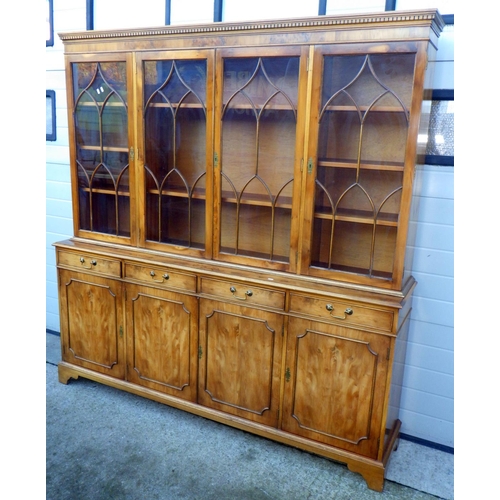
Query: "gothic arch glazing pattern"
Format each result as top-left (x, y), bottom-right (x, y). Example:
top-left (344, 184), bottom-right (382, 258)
top-left (219, 56), bottom-right (299, 263)
top-left (73, 62), bottom-right (130, 236)
top-left (143, 59), bottom-right (208, 249)
top-left (312, 53), bottom-right (416, 279)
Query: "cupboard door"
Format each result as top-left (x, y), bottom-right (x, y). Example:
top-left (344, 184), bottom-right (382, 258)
top-left (214, 48), bottom-right (307, 272)
top-left (68, 54), bottom-right (135, 243)
top-left (125, 284), bottom-right (198, 402)
top-left (302, 44), bottom-right (425, 288)
top-left (198, 299), bottom-right (284, 427)
top-left (282, 317), bottom-right (391, 459)
top-left (138, 51), bottom-right (214, 257)
top-left (58, 269), bottom-right (125, 379)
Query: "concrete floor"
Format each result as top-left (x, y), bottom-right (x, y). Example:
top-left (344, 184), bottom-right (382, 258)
top-left (46, 332), bottom-right (453, 500)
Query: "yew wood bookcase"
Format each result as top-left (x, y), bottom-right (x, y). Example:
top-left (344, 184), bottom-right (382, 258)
top-left (55, 10), bottom-right (444, 491)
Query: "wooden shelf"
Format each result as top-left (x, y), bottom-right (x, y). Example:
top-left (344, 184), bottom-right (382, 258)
top-left (310, 261), bottom-right (393, 279)
top-left (148, 188), bottom-right (293, 209)
top-left (323, 105), bottom-right (408, 113)
top-left (317, 158), bottom-right (404, 172)
top-left (221, 191), bottom-right (293, 210)
top-left (80, 188), bottom-right (130, 196)
top-left (223, 102), bottom-right (297, 111)
top-left (146, 102), bottom-right (206, 109)
top-left (314, 207), bottom-right (399, 226)
top-left (77, 101), bottom-right (126, 107)
top-left (78, 145), bottom-right (128, 153)
top-left (147, 187), bottom-right (206, 200)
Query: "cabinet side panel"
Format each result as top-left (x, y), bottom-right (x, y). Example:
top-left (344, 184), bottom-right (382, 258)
top-left (385, 308), bottom-right (411, 441)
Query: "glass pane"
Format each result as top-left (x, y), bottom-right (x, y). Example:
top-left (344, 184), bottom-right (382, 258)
top-left (220, 56), bottom-right (299, 263)
top-left (425, 100), bottom-right (454, 157)
top-left (144, 59), bottom-right (207, 249)
top-left (312, 53), bottom-right (415, 279)
top-left (72, 62), bottom-right (130, 237)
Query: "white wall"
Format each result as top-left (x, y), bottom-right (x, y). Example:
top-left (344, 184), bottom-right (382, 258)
top-left (400, 24), bottom-right (454, 447)
top-left (45, 0), bottom-right (454, 448)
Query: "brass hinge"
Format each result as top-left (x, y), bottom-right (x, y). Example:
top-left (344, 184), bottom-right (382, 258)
top-left (198, 345), bottom-right (203, 359)
top-left (285, 367), bottom-right (291, 383)
top-left (129, 147), bottom-right (135, 161)
top-left (119, 325), bottom-right (124, 338)
top-left (214, 152), bottom-right (219, 168)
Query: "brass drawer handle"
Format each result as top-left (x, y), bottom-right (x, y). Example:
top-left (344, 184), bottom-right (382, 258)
top-left (150, 270), bottom-right (169, 283)
top-left (230, 286), bottom-right (253, 300)
top-left (326, 304), bottom-right (353, 320)
top-left (80, 257), bottom-right (97, 269)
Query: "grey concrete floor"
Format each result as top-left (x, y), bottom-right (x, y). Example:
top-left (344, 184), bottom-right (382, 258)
top-left (46, 332), bottom-right (453, 500)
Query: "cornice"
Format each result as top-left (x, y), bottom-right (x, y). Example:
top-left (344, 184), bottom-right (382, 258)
top-left (59, 9), bottom-right (444, 42)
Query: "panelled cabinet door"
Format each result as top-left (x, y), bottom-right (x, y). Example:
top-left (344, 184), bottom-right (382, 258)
top-left (125, 284), bottom-right (198, 402)
top-left (136, 50), bottom-right (214, 257)
top-left (282, 317), bottom-right (391, 459)
top-left (198, 299), bottom-right (284, 427)
top-left (67, 54), bottom-right (135, 244)
top-left (213, 47), bottom-right (308, 272)
top-left (302, 43), bottom-right (427, 289)
top-left (58, 269), bottom-right (125, 379)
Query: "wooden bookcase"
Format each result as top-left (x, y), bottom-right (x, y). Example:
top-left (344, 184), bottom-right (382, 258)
top-left (55, 10), bottom-right (444, 491)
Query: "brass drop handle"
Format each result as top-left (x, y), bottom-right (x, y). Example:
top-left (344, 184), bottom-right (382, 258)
top-left (150, 270), bottom-right (169, 283)
top-left (326, 304), bottom-right (353, 320)
top-left (80, 257), bottom-right (97, 269)
top-left (230, 286), bottom-right (253, 300)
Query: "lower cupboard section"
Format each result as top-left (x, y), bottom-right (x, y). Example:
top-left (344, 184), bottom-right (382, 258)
top-left (57, 268), bottom-right (400, 492)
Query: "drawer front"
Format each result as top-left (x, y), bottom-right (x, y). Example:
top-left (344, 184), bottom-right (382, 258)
top-left (125, 263), bottom-right (196, 292)
top-left (289, 293), bottom-right (394, 331)
top-left (200, 278), bottom-right (285, 310)
top-left (57, 250), bottom-right (121, 278)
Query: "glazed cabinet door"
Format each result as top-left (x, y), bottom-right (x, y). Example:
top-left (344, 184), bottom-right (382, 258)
top-left (58, 269), bottom-right (125, 379)
top-left (136, 51), bottom-right (214, 257)
top-left (213, 47), bottom-right (308, 272)
top-left (198, 299), bottom-right (284, 427)
top-left (125, 284), bottom-right (198, 402)
top-left (301, 43), bottom-right (428, 289)
top-left (66, 54), bottom-right (135, 244)
top-left (282, 316), bottom-right (391, 459)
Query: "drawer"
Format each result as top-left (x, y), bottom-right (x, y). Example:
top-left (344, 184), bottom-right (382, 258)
top-left (125, 263), bottom-right (196, 292)
top-left (289, 293), bottom-right (394, 331)
top-left (200, 278), bottom-right (285, 310)
top-left (57, 250), bottom-right (121, 278)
